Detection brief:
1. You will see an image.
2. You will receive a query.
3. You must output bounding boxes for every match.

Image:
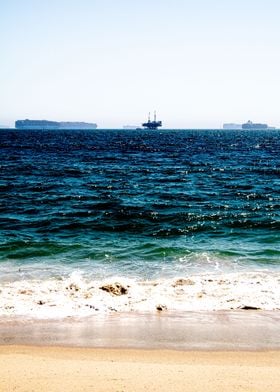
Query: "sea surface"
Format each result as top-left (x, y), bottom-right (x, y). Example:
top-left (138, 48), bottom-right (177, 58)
top-left (0, 129), bottom-right (279, 318)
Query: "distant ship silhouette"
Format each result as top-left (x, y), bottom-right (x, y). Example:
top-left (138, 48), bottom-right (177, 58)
top-left (142, 111), bottom-right (162, 130)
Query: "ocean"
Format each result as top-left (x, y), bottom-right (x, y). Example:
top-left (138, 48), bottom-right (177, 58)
top-left (0, 129), bottom-right (279, 319)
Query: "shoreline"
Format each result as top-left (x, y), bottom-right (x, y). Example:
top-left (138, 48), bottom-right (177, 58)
top-left (1, 310), bottom-right (280, 351)
top-left (1, 345), bottom-right (280, 391)
top-left (1, 311), bottom-right (280, 391)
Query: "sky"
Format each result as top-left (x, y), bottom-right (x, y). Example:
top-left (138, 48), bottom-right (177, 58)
top-left (1, 0), bottom-right (280, 128)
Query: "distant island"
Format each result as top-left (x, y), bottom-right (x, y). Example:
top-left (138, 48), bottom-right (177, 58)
top-left (223, 120), bottom-right (275, 130)
top-left (15, 119), bottom-right (97, 130)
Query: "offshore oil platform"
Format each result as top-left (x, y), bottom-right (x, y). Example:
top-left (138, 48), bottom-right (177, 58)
top-left (142, 111), bottom-right (162, 130)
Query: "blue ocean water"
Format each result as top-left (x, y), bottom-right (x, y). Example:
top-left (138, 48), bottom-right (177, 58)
top-left (0, 129), bottom-right (279, 317)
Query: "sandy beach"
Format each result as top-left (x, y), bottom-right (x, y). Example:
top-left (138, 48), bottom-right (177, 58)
top-left (0, 345), bottom-right (279, 392)
top-left (0, 312), bottom-right (279, 391)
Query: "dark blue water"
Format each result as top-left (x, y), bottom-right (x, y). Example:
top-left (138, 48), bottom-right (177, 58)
top-left (0, 129), bottom-right (280, 279)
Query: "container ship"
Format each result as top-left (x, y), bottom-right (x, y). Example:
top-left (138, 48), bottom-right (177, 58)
top-left (242, 120), bottom-right (270, 130)
top-left (15, 119), bottom-right (97, 130)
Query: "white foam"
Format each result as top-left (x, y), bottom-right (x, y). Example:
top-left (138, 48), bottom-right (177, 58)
top-left (0, 270), bottom-right (279, 318)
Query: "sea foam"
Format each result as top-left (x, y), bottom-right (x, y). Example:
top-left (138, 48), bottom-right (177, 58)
top-left (0, 271), bottom-right (279, 319)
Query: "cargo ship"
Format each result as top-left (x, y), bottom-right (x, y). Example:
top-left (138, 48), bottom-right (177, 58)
top-left (15, 119), bottom-right (97, 130)
top-left (242, 120), bottom-right (269, 130)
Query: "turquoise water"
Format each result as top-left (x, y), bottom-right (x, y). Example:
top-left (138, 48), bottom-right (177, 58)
top-left (0, 129), bottom-right (279, 317)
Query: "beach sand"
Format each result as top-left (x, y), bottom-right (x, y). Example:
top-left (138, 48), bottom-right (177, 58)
top-left (0, 312), bottom-right (279, 391)
top-left (0, 345), bottom-right (280, 392)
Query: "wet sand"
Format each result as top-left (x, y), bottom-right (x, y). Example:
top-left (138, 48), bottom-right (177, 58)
top-left (0, 311), bottom-right (280, 391)
top-left (0, 345), bottom-right (280, 392)
top-left (0, 311), bottom-right (280, 350)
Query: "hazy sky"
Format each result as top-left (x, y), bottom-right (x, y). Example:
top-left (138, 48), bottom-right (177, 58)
top-left (1, 0), bottom-right (280, 128)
